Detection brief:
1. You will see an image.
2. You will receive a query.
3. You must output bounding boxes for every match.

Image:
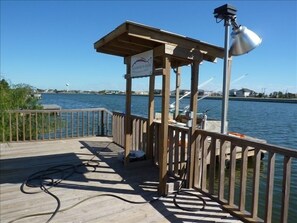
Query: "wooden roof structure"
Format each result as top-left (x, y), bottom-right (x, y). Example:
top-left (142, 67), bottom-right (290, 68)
top-left (94, 21), bottom-right (224, 68)
top-left (94, 21), bottom-right (226, 196)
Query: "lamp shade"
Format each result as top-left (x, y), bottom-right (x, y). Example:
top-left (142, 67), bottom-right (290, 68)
top-left (229, 26), bottom-right (262, 56)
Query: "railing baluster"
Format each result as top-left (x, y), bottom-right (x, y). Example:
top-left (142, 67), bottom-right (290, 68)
top-left (92, 111), bottom-right (95, 136)
top-left (35, 112), bottom-right (38, 140)
top-left (135, 119), bottom-right (139, 150)
top-left (193, 133), bottom-right (201, 188)
top-left (251, 148), bottom-right (261, 219)
top-left (77, 112), bottom-right (79, 137)
top-left (54, 112), bottom-right (57, 139)
top-left (87, 111), bottom-right (89, 136)
top-left (16, 112), bottom-right (19, 142)
top-left (22, 113), bottom-right (25, 141)
top-left (60, 112), bottom-right (63, 139)
top-left (117, 114), bottom-right (119, 142)
top-left (29, 113), bottom-right (32, 141)
top-left (168, 127), bottom-right (174, 174)
top-left (139, 119), bottom-right (143, 150)
top-left (9, 112), bottom-right (12, 142)
top-left (201, 135), bottom-right (208, 191)
top-left (100, 110), bottom-right (104, 136)
top-left (239, 145), bottom-right (248, 211)
top-left (2, 114), bottom-right (5, 142)
top-left (82, 111), bottom-right (84, 137)
top-left (48, 112), bottom-right (51, 140)
top-left (180, 131), bottom-right (186, 171)
top-left (42, 112), bottom-right (45, 140)
top-left (66, 111), bottom-right (69, 138)
top-left (209, 137), bottom-right (216, 194)
top-left (71, 112), bottom-right (74, 138)
top-left (228, 143), bottom-right (236, 206)
top-left (265, 152), bottom-right (275, 223)
top-left (281, 156), bottom-right (292, 223)
top-left (174, 128), bottom-right (180, 175)
top-left (218, 140), bottom-right (226, 200)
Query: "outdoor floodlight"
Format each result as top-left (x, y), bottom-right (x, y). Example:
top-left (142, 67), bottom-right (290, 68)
top-left (214, 4), bottom-right (262, 134)
top-left (230, 25), bottom-right (262, 56)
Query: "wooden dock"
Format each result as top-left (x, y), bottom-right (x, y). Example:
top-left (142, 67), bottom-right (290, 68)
top-left (0, 137), bottom-right (242, 223)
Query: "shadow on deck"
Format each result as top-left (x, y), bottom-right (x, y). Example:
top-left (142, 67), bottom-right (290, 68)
top-left (0, 137), bottom-right (241, 223)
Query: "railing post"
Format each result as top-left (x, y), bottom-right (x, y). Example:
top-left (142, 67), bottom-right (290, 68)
top-left (187, 59), bottom-right (200, 188)
top-left (158, 56), bottom-right (170, 196)
top-left (124, 57), bottom-right (132, 166)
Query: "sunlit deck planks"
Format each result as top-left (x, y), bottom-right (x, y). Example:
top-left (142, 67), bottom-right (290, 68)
top-left (0, 137), bottom-right (241, 223)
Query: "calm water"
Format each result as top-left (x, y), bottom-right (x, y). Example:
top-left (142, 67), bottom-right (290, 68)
top-left (41, 93), bottom-right (297, 222)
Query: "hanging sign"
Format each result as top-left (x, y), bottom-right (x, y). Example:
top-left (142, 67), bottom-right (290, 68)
top-left (130, 50), bottom-right (153, 78)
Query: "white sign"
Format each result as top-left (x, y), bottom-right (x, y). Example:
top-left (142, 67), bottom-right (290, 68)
top-left (131, 50), bottom-right (153, 78)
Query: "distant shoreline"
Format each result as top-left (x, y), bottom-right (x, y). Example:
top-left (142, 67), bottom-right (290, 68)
top-left (131, 94), bottom-right (297, 104)
top-left (201, 96), bottom-right (297, 104)
top-left (42, 92), bottom-right (297, 104)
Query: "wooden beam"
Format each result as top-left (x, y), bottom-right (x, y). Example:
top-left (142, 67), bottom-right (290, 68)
top-left (124, 57), bottom-right (132, 166)
top-left (147, 73), bottom-right (155, 160)
top-left (158, 56), bottom-right (171, 196)
top-left (187, 59), bottom-right (200, 188)
top-left (165, 44), bottom-right (202, 61)
top-left (174, 67), bottom-right (181, 119)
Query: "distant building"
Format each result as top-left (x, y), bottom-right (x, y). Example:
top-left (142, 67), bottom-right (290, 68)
top-left (235, 88), bottom-right (256, 97)
top-left (229, 89), bottom-right (238, 96)
top-left (154, 89), bottom-right (162, 95)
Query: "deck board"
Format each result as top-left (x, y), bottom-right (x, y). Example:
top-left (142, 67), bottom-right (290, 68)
top-left (1, 137), bottom-right (242, 223)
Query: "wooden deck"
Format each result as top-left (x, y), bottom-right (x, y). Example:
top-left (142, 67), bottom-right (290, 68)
top-left (0, 137), bottom-right (242, 223)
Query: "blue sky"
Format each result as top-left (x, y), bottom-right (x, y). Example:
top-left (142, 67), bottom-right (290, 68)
top-left (1, 0), bottom-right (296, 94)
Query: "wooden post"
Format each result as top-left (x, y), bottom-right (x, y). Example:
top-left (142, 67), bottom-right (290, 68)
top-left (124, 57), bottom-right (132, 166)
top-left (187, 60), bottom-right (200, 188)
top-left (158, 56), bottom-right (170, 196)
top-left (174, 67), bottom-right (181, 119)
top-left (147, 73), bottom-right (155, 160)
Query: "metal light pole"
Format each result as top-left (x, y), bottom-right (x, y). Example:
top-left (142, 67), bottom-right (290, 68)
top-left (221, 18), bottom-right (231, 134)
top-left (214, 4), bottom-right (262, 134)
top-left (214, 4), bottom-right (237, 134)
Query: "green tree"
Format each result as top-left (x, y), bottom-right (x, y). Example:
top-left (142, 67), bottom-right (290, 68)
top-left (0, 80), bottom-right (41, 111)
top-left (0, 79), bottom-right (42, 142)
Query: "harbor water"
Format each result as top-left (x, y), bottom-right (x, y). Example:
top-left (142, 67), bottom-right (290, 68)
top-left (41, 93), bottom-right (297, 222)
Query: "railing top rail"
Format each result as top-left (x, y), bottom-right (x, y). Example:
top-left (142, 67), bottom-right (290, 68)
top-left (112, 111), bottom-right (148, 122)
top-left (112, 111), bottom-right (125, 116)
top-left (196, 129), bottom-right (297, 158)
top-left (7, 108), bottom-right (113, 115)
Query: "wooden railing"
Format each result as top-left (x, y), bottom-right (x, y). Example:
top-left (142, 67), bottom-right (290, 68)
top-left (112, 111), bottom-right (148, 152)
top-left (1, 108), bottom-right (113, 142)
top-left (191, 130), bottom-right (297, 223)
top-left (112, 112), bottom-right (297, 223)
